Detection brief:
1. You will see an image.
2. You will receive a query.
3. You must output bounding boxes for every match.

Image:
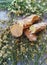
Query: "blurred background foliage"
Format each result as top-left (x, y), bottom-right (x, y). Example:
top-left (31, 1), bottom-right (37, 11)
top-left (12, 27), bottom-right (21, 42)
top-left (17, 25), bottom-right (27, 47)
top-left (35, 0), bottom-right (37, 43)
top-left (0, 0), bottom-right (47, 65)
top-left (8, 0), bottom-right (47, 16)
top-left (0, 0), bottom-right (47, 16)
top-left (0, 0), bottom-right (12, 9)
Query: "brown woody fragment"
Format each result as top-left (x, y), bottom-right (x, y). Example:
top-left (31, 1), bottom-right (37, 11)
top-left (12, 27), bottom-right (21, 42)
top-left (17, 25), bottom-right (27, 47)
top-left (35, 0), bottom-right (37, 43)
top-left (18, 14), bottom-right (40, 29)
top-left (30, 22), bottom-right (47, 33)
top-left (10, 23), bottom-right (23, 37)
top-left (24, 29), bottom-right (37, 41)
top-left (10, 15), bottom-right (40, 37)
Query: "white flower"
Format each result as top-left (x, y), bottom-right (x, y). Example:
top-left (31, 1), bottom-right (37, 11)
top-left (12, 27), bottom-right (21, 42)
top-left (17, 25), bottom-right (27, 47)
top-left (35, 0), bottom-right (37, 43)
top-left (8, 58), bottom-right (11, 60)
top-left (20, 0), bottom-right (23, 2)
top-left (1, 50), bottom-right (5, 55)
top-left (7, 51), bottom-right (11, 54)
top-left (43, 3), bottom-right (45, 6)
top-left (0, 39), bottom-right (2, 42)
top-left (3, 54), bottom-right (7, 58)
top-left (26, 6), bottom-right (28, 8)
top-left (12, 40), bottom-right (14, 43)
top-left (2, 45), bottom-right (7, 49)
top-left (25, 55), bottom-right (27, 58)
top-left (38, 0), bottom-right (41, 3)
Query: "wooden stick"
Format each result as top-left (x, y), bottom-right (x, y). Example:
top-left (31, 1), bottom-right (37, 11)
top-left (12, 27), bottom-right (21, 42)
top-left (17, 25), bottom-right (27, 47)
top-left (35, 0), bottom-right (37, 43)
top-left (30, 22), bottom-right (47, 34)
top-left (24, 29), bottom-right (37, 41)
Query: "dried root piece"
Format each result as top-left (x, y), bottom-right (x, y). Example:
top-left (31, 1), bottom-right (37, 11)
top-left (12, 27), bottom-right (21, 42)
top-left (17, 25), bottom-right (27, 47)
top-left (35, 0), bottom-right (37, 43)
top-left (30, 22), bottom-right (47, 34)
top-left (23, 14), bottom-right (40, 29)
top-left (10, 23), bottom-right (23, 37)
top-left (18, 15), bottom-right (40, 29)
top-left (24, 29), bottom-right (37, 41)
top-left (10, 15), bottom-right (40, 37)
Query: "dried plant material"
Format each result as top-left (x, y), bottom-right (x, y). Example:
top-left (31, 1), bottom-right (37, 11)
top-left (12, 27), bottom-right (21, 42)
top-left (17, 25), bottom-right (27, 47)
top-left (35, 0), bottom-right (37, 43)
top-left (24, 29), bottom-right (37, 41)
top-left (10, 23), bottom-right (23, 37)
top-left (18, 15), bottom-right (40, 29)
top-left (23, 14), bottom-right (40, 29)
top-left (10, 15), bottom-right (40, 37)
top-left (30, 22), bottom-right (47, 34)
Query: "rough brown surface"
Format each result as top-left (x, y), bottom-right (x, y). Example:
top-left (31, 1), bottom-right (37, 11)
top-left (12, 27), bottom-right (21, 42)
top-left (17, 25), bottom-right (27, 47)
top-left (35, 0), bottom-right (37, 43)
top-left (24, 29), bottom-right (37, 41)
top-left (18, 15), bottom-right (40, 29)
top-left (10, 23), bottom-right (23, 37)
top-left (10, 15), bottom-right (40, 37)
top-left (23, 14), bottom-right (40, 29)
top-left (30, 22), bottom-right (47, 33)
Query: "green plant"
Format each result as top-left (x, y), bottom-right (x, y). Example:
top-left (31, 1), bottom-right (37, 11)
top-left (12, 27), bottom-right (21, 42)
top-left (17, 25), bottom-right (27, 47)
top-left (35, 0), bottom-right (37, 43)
top-left (8, 0), bottom-right (47, 16)
top-left (0, 0), bottom-right (12, 9)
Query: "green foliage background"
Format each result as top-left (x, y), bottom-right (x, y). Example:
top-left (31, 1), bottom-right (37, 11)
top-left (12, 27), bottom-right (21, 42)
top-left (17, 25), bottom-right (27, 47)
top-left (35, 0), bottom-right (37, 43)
top-left (0, 0), bottom-right (47, 16)
top-left (0, 0), bottom-right (12, 9)
top-left (9, 0), bottom-right (47, 16)
top-left (0, 0), bottom-right (47, 65)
